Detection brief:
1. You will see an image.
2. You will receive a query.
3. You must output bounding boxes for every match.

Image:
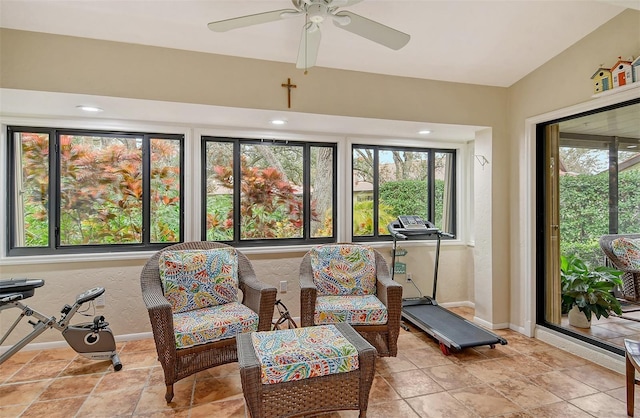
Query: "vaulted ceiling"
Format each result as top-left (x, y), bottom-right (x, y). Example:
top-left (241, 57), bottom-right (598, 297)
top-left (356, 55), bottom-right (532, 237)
top-left (0, 0), bottom-right (636, 87)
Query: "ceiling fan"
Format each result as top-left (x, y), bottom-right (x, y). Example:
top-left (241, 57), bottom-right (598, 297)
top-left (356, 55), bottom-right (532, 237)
top-left (207, 0), bottom-right (410, 71)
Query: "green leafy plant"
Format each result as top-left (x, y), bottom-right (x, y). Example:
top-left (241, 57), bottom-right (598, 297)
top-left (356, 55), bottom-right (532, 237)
top-left (560, 254), bottom-right (623, 321)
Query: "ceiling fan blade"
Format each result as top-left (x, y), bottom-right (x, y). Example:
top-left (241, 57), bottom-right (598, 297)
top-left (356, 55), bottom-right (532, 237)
top-left (332, 11), bottom-right (410, 50)
top-left (296, 23), bottom-right (321, 70)
top-left (208, 9), bottom-right (300, 32)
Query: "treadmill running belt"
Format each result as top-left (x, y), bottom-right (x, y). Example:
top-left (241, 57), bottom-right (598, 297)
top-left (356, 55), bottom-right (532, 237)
top-left (402, 304), bottom-right (502, 349)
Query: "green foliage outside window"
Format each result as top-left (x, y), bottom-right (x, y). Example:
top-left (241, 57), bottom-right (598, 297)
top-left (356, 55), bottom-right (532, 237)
top-left (560, 169), bottom-right (640, 267)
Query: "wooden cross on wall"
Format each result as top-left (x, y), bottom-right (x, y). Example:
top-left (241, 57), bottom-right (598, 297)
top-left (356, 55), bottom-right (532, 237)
top-left (281, 78), bottom-right (297, 108)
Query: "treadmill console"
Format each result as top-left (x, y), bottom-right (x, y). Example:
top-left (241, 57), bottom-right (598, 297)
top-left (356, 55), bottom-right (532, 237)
top-left (389, 216), bottom-right (439, 238)
top-left (398, 215), bottom-right (430, 230)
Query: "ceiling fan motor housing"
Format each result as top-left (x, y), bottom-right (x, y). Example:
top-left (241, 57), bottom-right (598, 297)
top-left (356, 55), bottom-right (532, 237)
top-left (307, 3), bottom-right (328, 23)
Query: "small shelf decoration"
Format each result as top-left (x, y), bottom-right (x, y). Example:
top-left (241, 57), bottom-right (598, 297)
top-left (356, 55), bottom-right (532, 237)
top-left (591, 66), bottom-right (612, 94)
top-left (591, 55), bottom-right (639, 97)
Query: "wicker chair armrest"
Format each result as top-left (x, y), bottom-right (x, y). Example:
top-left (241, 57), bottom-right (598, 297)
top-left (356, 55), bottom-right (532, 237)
top-left (141, 287), bottom-right (177, 366)
top-left (239, 275), bottom-right (277, 332)
top-left (299, 253), bottom-right (318, 327)
top-left (373, 250), bottom-right (403, 307)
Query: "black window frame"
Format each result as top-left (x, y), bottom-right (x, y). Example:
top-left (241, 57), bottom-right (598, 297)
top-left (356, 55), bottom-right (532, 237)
top-left (201, 136), bottom-right (338, 247)
top-left (351, 144), bottom-right (457, 242)
top-left (6, 126), bottom-right (185, 256)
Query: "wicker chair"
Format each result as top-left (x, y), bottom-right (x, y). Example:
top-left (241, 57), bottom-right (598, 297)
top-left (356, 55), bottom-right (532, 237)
top-left (600, 234), bottom-right (640, 302)
top-left (299, 244), bottom-right (403, 357)
top-left (140, 241), bottom-right (277, 403)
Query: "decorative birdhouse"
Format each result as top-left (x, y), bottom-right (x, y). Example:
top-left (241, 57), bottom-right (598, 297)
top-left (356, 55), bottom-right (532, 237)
top-left (632, 56), bottom-right (640, 83)
top-left (591, 67), bottom-right (612, 94)
top-left (611, 57), bottom-right (633, 88)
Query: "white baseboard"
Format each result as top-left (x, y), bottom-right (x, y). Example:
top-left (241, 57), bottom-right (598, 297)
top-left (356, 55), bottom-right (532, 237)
top-left (0, 331), bottom-right (153, 354)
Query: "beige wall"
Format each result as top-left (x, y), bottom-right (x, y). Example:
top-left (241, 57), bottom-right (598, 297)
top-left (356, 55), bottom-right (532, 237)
top-left (4, 6), bottom-right (637, 347)
top-left (507, 8), bottom-right (640, 331)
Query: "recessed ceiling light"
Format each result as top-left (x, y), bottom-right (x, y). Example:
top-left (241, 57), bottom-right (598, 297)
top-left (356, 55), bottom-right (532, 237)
top-left (76, 105), bottom-right (103, 112)
top-left (418, 130), bottom-right (431, 135)
top-left (270, 119), bottom-right (287, 125)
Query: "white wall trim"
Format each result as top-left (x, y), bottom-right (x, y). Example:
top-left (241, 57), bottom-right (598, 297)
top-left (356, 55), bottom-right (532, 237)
top-left (535, 326), bottom-right (624, 374)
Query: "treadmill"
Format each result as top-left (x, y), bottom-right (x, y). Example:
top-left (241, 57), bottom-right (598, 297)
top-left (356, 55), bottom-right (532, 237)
top-left (388, 216), bottom-right (507, 355)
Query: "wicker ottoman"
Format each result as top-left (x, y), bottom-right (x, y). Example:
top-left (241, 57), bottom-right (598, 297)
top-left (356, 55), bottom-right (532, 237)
top-left (237, 322), bottom-right (376, 418)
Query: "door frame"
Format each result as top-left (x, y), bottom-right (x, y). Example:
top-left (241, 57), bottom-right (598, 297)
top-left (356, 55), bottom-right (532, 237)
top-left (520, 85), bottom-right (640, 338)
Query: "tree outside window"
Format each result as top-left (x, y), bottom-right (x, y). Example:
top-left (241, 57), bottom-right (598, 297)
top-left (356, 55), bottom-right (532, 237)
top-left (8, 127), bottom-right (183, 255)
top-left (352, 145), bottom-right (456, 240)
top-left (203, 137), bottom-right (336, 245)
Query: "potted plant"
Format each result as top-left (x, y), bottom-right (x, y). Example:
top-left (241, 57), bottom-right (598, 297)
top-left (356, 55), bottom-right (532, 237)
top-left (561, 254), bottom-right (623, 328)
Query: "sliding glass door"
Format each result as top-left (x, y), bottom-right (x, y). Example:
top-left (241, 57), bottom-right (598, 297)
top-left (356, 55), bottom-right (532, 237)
top-left (538, 99), bottom-right (640, 354)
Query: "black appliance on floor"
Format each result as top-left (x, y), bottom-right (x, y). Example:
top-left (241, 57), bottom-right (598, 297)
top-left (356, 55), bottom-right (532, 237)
top-left (388, 216), bottom-right (507, 355)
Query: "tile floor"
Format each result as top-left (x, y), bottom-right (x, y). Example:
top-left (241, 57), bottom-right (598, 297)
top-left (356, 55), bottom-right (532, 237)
top-left (0, 307), bottom-right (638, 418)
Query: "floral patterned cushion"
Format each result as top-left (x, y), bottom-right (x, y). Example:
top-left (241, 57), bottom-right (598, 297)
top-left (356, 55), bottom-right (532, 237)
top-left (251, 325), bottom-right (359, 385)
top-left (310, 244), bottom-right (377, 296)
top-left (314, 295), bottom-right (388, 325)
top-left (159, 248), bottom-right (238, 314)
top-left (173, 302), bottom-right (259, 349)
top-left (612, 238), bottom-right (640, 271)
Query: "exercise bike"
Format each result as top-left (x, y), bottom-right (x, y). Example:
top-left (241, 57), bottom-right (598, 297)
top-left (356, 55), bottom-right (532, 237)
top-left (0, 278), bottom-right (122, 371)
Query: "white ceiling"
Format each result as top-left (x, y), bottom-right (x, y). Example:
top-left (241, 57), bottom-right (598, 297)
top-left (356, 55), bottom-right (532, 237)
top-left (0, 0), bottom-right (636, 87)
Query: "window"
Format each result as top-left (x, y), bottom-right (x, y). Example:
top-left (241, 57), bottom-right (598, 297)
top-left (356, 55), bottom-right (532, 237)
top-left (202, 137), bottom-right (337, 246)
top-left (7, 127), bottom-right (184, 255)
top-left (352, 145), bottom-right (457, 240)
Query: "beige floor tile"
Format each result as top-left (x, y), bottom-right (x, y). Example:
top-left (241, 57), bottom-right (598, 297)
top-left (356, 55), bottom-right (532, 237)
top-left (76, 386), bottom-right (143, 417)
top-left (495, 354), bottom-right (554, 376)
top-left (0, 350), bottom-right (41, 366)
top-left (561, 362), bottom-right (625, 391)
top-left (94, 367), bottom-right (151, 392)
top-left (20, 395), bottom-right (86, 418)
top-left (463, 358), bottom-right (523, 383)
top-left (0, 404), bottom-right (28, 418)
top-left (449, 385), bottom-right (521, 417)
top-left (489, 376), bottom-right (562, 409)
top-left (120, 338), bottom-right (158, 353)
top-left (7, 359), bottom-right (69, 383)
top-left (375, 353), bottom-right (419, 376)
top-left (528, 347), bottom-right (589, 369)
top-left (527, 370), bottom-right (599, 400)
top-left (0, 379), bottom-right (50, 406)
top-left (0, 362), bottom-right (22, 384)
top-left (383, 368), bottom-right (444, 398)
top-left (188, 397), bottom-right (246, 418)
top-left (423, 364), bottom-right (483, 390)
top-left (365, 399), bottom-right (420, 418)
top-left (194, 362), bottom-right (240, 379)
top-left (606, 385), bottom-right (640, 414)
top-left (135, 382), bottom-right (194, 412)
top-left (405, 391), bottom-right (477, 418)
top-left (38, 373), bottom-right (102, 400)
top-left (30, 346), bottom-right (78, 362)
top-left (403, 347), bottom-right (455, 368)
top-left (192, 375), bottom-right (244, 405)
top-left (568, 392), bottom-right (629, 417)
top-left (525, 401), bottom-right (593, 418)
top-left (116, 350), bottom-right (162, 369)
top-left (368, 375), bottom-right (401, 404)
top-left (59, 356), bottom-right (114, 377)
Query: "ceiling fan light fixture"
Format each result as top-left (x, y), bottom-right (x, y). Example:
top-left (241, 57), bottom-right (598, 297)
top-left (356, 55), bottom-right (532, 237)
top-left (307, 3), bottom-right (328, 23)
